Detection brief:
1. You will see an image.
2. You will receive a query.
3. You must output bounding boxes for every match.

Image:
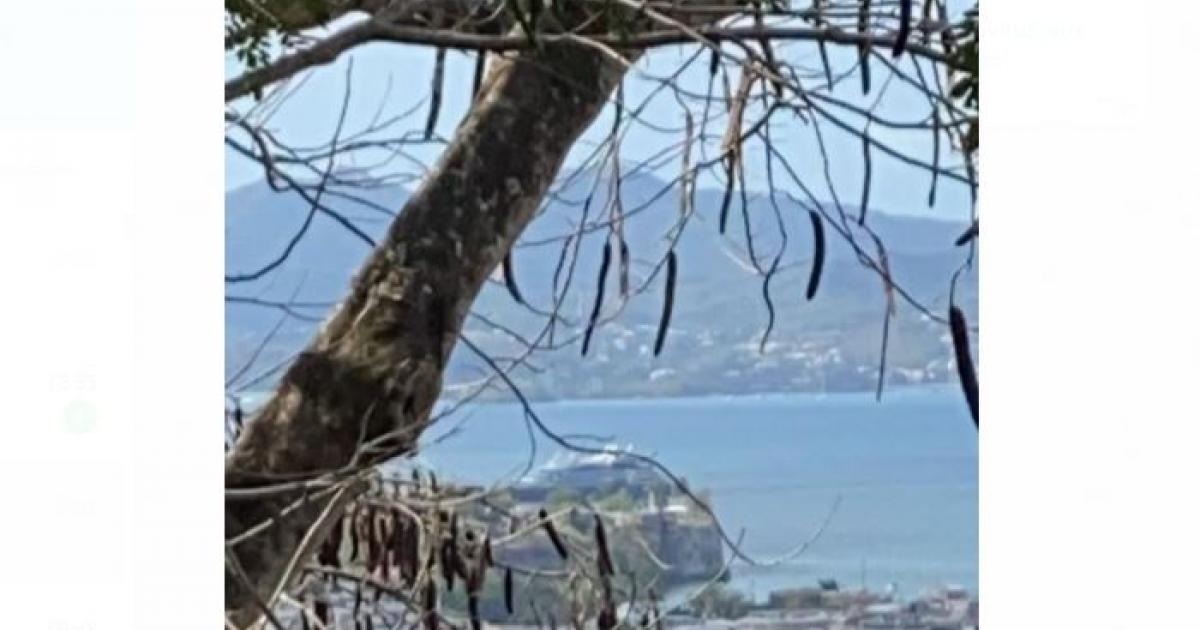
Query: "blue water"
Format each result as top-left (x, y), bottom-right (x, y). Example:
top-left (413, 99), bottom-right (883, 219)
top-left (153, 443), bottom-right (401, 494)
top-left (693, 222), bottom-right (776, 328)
top-left (407, 385), bottom-right (978, 602)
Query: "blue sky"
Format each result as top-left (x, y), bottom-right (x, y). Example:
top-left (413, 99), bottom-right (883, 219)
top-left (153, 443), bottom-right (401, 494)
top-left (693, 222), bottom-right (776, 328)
top-left (225, 16), bottom-right (974, 222)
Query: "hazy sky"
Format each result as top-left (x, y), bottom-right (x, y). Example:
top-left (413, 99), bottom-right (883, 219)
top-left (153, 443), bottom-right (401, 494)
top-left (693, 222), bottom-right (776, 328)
top-left (225, 15), bottom-right (974, 222)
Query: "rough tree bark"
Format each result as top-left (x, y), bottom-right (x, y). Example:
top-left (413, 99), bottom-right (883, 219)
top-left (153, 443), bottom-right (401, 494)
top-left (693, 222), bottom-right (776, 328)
top-left (225, 31), bottom-right (639, 628)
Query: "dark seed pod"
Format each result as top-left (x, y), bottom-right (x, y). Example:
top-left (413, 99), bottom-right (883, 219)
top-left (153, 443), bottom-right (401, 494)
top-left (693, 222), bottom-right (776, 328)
top-left (618, 239), bottom-right (631, 298)
top-left (355, 617), bottom-right (363, 630)
top-left (949, 305), bottom-right (979, 427)
top-left (471, 51), bottom-right (486, 99)
top-left (232, 402), bottom-right (244, 431)
top-left (653, 251), bottom-right (677, 357)
top-left (387, 510), bottom-right (404, 583)
top-left (348, 506), bottom-right (361, 562)
top-left (375, 513), bottom-right (390, 577)
top-left (718, 156), bottom-right (735, 234)
top-left (466, 552), bottom-right (485, 596)
top-left (892, 0), bottom-right (913, 57)
top-left (598, 602), bottom-right (617, 630)
top-left (483, 535), bottom-right (494, 567)
top-left (403, 516), bottom-right (420, 586)
top-left (594, 514), bottom-right (615, 577)
top-left (429, 472), bottom-right (439, 494)
top-left (468, 593), bottom-right (482, 630)
top-left (364, 505), bottom-right (379, 573)
top-left (440, 541), bottom-right (455, 591)
top-left (380, 515), bottom-right (394, 580)
top-left (504, 567), bottom-right (514, 615)
top-left (502, 252), bottom-right (525, 305)
top-left (858, 0), bottom-right (872, 94)
top-left (581, 242), bottom-right (612, 356)
top-left (423, 579), bottom-right (439, 630)
top-left (929, 109), bottom-right (941, 207)
top-left (806, 210), bottom-right (825, 301)
top-left (818, 40), bottom-right (833, 87)
top-left (365, 613), bottom-right (374, 630)
top-left (425, 47), bottom-right (446, 140)
top-left (708, 47), bottom-right (720, 76)
top-left (314, 600), bottom-right (330, 627)
top-left (353, 579), bottom-right (364, 618)
top-left (538, 508), bottom-right (569, 561)
top-left (955, 220), bottom-right (979, 247)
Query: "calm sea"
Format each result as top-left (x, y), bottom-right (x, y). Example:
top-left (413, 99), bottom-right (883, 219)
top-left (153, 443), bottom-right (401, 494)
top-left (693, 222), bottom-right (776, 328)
top-left (395, 384), bottom-right (978, 602)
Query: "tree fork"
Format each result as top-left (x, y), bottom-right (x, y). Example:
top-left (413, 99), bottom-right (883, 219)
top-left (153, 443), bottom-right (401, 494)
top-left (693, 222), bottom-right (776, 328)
top-left (225, 38), bottom-right (637, 627)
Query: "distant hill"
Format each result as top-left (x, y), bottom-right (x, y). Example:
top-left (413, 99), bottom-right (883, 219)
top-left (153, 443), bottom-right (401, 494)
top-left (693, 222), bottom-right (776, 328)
top-left (225, 168), bottom-right (978, 400)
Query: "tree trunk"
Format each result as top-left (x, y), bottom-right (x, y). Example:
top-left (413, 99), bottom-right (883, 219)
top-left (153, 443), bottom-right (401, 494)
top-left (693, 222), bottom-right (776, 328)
top-left (224, 39), bottom-right (636, 626)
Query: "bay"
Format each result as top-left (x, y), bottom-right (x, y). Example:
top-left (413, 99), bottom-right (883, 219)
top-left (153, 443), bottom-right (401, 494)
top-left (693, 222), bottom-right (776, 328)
top-left (406, 384), bottom-right (978, 602)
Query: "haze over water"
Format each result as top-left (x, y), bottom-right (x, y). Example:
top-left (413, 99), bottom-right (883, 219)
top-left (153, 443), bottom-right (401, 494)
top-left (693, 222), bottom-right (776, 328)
top-left (408, 385), bottom-right (978, 601)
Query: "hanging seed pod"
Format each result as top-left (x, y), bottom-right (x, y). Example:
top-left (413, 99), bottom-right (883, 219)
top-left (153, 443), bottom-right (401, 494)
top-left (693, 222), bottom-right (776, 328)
top-left (618, 239), bottom-right (631, 299)
top-left (949, 305), bottom-right (979, 427)
top-left (538, 508), bottom-right (569, 561)
top-left (425, 47), bottom-right (446, 140)
top-left (598, 600), bottom-right (617, 630)
top-left (718, 156), bottom-right (735, 234)
top-left (501, 252), bottom-right (525, 305)
top-left (473, 536), bottom-right (489, 590)
top-left (348, 506), bottom-right (361, 563)
top-left (806, 209), bottom-right (826, 301)
top-left (429, 472), bottom-right (439, 494)
top-left (504, 567), bottom-right (514, 615)
top-left (365, 613), bottom-right (374, 630)
top-left (374, 512), bottom-right (390, 577)
top-left (364, 505), bottom-right (379, 573)
top-left (955, 220), bottom-right (979, 247)
top-left (355, 618), bottom-right (363, 630)
top-left (314, 600), bottom-right (329, 627)
top-left (858, 0), bottom-right (872, 94)
top-left (471, 52), bottom-right (486, 100)
top-left (483, 535), bottom-right (494, 567)
top-left (389, 508), bottom-right (406, 583)
top-left (581, 241), bottom-right (612, 356)
top-left (640, 612), bottom-right (650, 628)
top-left (468, 593), bottom-right (482, 630)
top-left (892, 0), bottom-right (913, 57)
top-left (818, 40), bottom-right (833, 87)
top-left (423, 578), bottom-right (439, 630)
top-left (381, 514), bottom-right (396, 581)
top-left (653, 251), bottom-right (677, 357)
top-left (440, 542), bottom-right (456, 591)
top-left (708, 47), bottom-right (719, 76)
top-left (404, 516), bottom-right (420, 586)
top-left (594, 514), bottom-right (615, 577)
